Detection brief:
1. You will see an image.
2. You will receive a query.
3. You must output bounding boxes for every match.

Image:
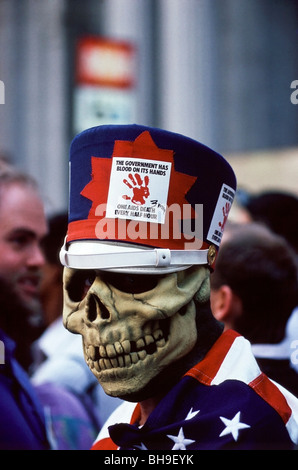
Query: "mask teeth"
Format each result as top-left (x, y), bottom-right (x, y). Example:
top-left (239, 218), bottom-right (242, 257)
top-left (86, 323), bottom-right (167, 371)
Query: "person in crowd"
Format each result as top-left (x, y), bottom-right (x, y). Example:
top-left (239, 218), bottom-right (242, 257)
top-left (210, 222), bottom-right (298, 397)
top-left (60, 124), bottom-right (298, 450)
top-left (235, 189), bottom-right (298, 372)
top-left (0, 169), bottom-right (50, 449)
top-left (39, 212), bottom-right (69, 329)
top-left (0, 168), bottom-right (103, 450)
top-left (0, 170), bottom-right (47, 370)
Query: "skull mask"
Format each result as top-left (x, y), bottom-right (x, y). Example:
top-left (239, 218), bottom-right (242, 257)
top-left (62, 265), bottom-right (210, 400)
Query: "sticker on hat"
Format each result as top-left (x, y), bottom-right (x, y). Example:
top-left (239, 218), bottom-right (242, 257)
top-left (106, 156), bottom-right (172, 224)
top-left (207, 183), bottom-right (235, 246)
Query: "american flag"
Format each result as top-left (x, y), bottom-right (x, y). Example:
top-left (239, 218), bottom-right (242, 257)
top-left (92, 330), bottom-right (298, 450)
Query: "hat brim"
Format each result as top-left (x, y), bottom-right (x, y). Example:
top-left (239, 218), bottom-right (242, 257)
top-left (60, 239), bottom-right (209, 274)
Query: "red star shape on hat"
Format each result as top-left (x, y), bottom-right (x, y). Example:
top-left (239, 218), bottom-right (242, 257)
top-left (81, 131), bottom-right (197, 220)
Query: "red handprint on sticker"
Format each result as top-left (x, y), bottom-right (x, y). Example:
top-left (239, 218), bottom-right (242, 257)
top-left (122, 173), bottom-right (150, 205)
top-left (219, 202), bottom-right (230, 232)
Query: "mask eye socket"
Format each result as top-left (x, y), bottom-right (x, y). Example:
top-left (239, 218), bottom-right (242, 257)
top-left (66, 270), bottom-right (96, 302)
top-left (101, 272), bottom-right (164, 294)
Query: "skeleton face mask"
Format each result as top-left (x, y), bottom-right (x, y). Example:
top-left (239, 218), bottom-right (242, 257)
top-left (62, 265), bottom-right (210, 399)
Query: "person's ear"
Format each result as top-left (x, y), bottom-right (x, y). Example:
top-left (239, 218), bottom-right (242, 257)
top-left (210, 285), bottom-right (242, 331)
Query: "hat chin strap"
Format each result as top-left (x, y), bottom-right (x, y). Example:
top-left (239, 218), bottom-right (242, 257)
top-left (59, 241), bottom-right (210, 274)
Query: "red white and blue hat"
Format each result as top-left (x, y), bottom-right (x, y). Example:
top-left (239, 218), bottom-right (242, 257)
top-left (60, 124), bottom-right (236, 273)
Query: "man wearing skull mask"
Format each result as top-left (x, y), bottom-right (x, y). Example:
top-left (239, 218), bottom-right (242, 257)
top-left (60, 125), bottom-right (298, 450)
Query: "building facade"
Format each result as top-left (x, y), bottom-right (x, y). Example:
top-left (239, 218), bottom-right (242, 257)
top-left (0, 0), bottom-right (297, 212)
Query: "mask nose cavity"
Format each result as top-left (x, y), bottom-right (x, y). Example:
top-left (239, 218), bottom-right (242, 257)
top-left (87, 293), bottom-right (110, 322)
